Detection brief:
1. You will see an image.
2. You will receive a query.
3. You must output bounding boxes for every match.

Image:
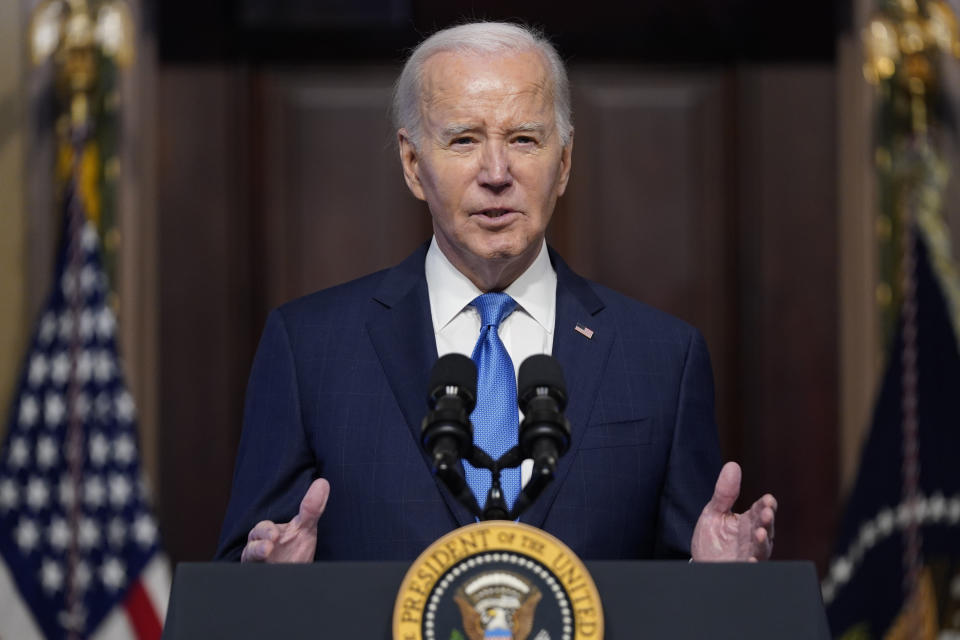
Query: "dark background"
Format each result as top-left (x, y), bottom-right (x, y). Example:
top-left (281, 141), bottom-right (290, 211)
top-left (158, 0), bottom-right (847, 63)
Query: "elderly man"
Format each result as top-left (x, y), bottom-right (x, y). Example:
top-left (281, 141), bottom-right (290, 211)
top-left (215, 22), bottom-right (776, 564)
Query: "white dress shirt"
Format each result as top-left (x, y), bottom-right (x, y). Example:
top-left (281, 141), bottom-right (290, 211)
top-left (424, 236), bottom-right (557, 487)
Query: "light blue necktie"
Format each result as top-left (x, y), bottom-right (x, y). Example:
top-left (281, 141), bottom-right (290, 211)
top-left (463, 292), bottom-right (521, 512)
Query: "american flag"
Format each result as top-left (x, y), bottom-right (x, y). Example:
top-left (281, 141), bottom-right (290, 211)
top-left (0, 205), bottom-right (169, 639)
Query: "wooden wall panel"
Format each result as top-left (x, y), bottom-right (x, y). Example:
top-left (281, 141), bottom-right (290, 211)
top-left (157, 67), bottom-right (256, 562)
top-left (837, 33), bottom-right (882, 501)
top-left (737, 67), bottom-right (838, 571)
top-left (551, 71), bottom-right (739, 456)
top-left (258, 70), bottom-right (432, 312)
top-left (0, 0), bottom-right (27, 436)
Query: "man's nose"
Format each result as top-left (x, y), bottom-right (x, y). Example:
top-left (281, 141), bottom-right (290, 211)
top-left (477, 142), bottom-right (512, 194)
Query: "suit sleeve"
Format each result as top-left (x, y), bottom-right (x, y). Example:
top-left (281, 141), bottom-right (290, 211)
top-left (214, 310), bottom-right (318, 561)
top-left (654, 328), bottom-right (723, 558)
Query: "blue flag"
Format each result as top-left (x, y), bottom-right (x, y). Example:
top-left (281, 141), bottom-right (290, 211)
top-left (823, 232), bottom-right (960, 637)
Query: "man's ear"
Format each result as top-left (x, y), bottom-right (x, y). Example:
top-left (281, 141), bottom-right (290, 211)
top-left (398, 128), bottom-right (426, 201)
top-left (556, 129), bottom-right (574, 197)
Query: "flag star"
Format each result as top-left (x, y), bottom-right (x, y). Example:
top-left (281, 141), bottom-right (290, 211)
top-left (25, 476), bottom-right (50, 511)
top-left (40, 558), bottom-right (64, 594)
top-left (81, 223), bottom-right (99, 251)
top-left (73, 560), bottom-right (92, 593)
top-left (830, 558), bottom-right (852, 583)
top-left (89, 432), bottom-right (110, 467)
top-left (821, 583), bottom-right (835, 604)
top-left (96, 308), bottom-right (116, 341)
top-left (50, 351), bottom-right (72, 386)
top-left (0, 478), bottom-right (19, 512)
top-left (59, 475), bottom-right (75, 508)
top-left (133, 513), bottom-right (158, 547)
top-left (76, 351), bottom-right (93, 384)
top-left (28, 354), bottom-right (49, 388)
top-left (83, 475), bottom-right (106, 508)
top-left (877, 508), bottom-right (894, 534)
top-left (36, 436), bottom-right (59, 469)
top-left (15, 517), bottom-right (40, 552)
top-left (8, 437), bottom-right (30, 469)
top-left (100, 557), bottom-right (126, 591)
top-left (19, 395), bottom-right (39, 429)
top-left (94, 391), bottom-right (113, 421)
top-left (44, 392), bottom-right (66, 427)
top-left (93, 351), bottom-right (115, 383)
top-left (72, 392), bottom-right (91, 421)
top-left (108, 516), bottom-right (126, 547)
top-left (79, 309), bottom-right (95, 341)
top-left (61, 270), bottom-right (77, 299)
top-left (57, 604), bottom-right (87, 634)
top-left (39, 312), bottom-right (57, 345)
top-left (113, 434), bottom-right (136, 466)
top-left (80, 265), bottom-right (97, 295)
top-left (115, 391), bottom-right (135, 423)
top-left (108, 473), bottom-right (132, 508)
top-left (914, 497), bottom-right (929, 522)
top-left (48, 516), bottom-right (70, 550)
top-left (897, 502), bottom-right (912, 527)
top-left (948, 498), bottom-right (960, 524)
top-left (78, 516), bottom-right (101, 550)
top-left (58, 311), bottom-right (75, 342)
top-left (930, 493), bottom-right (946, 521)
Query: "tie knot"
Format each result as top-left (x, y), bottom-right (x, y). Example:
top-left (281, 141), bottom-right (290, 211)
top-left (472, 292), bottom-right (517, 328)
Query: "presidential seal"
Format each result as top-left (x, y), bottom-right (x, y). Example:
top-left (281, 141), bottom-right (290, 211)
top-left (393, 522), bottom-right (603, 640)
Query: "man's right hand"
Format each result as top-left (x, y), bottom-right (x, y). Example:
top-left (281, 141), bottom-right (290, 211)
top-left (240, 478), bottom-right (330, 563)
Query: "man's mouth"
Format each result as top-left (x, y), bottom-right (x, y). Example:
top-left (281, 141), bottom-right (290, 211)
top-left (475, 208), bottom-right (515, 218)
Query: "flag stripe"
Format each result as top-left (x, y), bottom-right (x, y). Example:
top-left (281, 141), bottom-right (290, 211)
top-left (141, 554), bottom-right (171, 624)
top-left (0, 556), bottom-right (44, 639)
top-left (93, 604), bottom-right (135, 640)
top-left (123, 580), bottom-right (162, 640)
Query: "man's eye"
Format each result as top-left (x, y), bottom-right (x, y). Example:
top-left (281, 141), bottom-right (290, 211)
top-left (451, 137), bottom-right (475, 145)
top-left (513, 135), bottom-right (537, 144)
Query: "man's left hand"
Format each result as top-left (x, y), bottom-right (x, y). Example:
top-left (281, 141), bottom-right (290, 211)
top-left (690, 461), bottom-right (777, 562)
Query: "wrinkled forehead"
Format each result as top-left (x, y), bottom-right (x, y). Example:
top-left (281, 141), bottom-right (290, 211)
top-left (418, 49), bottom-right (554, 113)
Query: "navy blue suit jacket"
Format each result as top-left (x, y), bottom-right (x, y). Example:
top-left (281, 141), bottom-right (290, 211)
top-left (215, 244), bottom-right (722, 561)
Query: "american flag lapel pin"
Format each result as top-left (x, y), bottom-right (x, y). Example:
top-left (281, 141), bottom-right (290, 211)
top-left (575, 323), bottom-right (594, 339)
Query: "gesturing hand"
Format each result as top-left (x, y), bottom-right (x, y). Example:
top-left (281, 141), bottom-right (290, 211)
top-left (690, 462), bottom-right (776, 562)
top-left (240, 478), bottom-right (330, 563)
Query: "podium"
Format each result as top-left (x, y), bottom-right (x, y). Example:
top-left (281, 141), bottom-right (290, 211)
top-left (163, 560), bottom-right (830, 639)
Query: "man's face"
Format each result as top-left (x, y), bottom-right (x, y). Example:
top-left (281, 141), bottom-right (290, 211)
top-left (399, 49), bottom-right (573, 289)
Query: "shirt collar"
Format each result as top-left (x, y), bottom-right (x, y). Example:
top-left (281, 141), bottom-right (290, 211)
top-left (424, 236), bottom-right (556, 334)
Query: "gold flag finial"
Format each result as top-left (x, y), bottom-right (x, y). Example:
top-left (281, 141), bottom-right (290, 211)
top-left (863, 0), bottom-right (960, 92)
top-left (29, 0), bottom-right (136, 308)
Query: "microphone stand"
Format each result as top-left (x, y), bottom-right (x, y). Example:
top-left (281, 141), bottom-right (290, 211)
top-left (437, 445), bottom-right (558, 522)
top-left (423, 354), bottom-right (570, 522)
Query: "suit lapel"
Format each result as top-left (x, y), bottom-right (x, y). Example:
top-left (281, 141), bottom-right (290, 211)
top-left (364, 244), bottom-right (612, 530)
top-left (520, 249), bottom-right (613, 529)
top-left (365, 244), bottom-right (475, 527)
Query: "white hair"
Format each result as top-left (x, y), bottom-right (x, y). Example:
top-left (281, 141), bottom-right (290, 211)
top-left (392, 22), bottom-right (573, 149)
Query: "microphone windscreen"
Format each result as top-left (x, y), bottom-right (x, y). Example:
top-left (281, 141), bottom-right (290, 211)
top-left (428, 353), bottom-right (477, 408)
top-left (517, 354), bottom-right (567, 411)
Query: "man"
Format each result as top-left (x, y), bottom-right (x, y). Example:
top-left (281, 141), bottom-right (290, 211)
top-left (215, 22), bottom-right (776, 564)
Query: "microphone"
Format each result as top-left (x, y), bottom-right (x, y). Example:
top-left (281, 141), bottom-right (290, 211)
top-left (421, 354), bottom-right (477, 474)
top-left (517, 355), bottom-right (571, 476)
